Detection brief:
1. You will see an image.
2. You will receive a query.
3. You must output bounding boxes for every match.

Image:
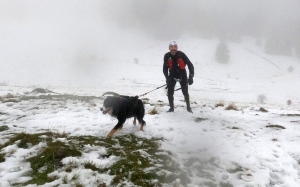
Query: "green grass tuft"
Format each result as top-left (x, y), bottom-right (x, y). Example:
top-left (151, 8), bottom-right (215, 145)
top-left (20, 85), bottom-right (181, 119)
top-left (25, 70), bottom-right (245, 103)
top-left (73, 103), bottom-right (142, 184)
top-left (0, 125), bottom-right (9, 132)
top-left (84, 161), bottom-right (99, 171)
top-left (0, 153), bottom-right (5, 163)
top-left (25, 140), bottom-right (81, 185)
top-left (0, 132), bottom-right (52, 150)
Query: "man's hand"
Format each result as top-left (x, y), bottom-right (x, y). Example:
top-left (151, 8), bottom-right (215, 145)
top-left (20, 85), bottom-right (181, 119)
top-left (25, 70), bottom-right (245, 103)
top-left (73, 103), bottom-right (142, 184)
top-left (188, 78), bottom-right (193, 85)
top-left (188, 74), bottom-right (194, 85)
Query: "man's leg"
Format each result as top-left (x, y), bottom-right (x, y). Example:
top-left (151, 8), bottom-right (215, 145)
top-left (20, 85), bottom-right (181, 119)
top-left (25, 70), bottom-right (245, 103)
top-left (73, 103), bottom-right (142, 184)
top-left (180, 79), bottom-right (193, 113)
top-left (167, 79), bottom-right (176, 112)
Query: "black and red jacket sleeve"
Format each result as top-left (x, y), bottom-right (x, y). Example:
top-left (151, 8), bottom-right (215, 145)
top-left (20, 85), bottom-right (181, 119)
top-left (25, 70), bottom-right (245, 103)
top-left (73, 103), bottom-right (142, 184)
top-left (181, 52), bottom-right (194, 77)
top-left (163, 53), bottom-right (169, 79)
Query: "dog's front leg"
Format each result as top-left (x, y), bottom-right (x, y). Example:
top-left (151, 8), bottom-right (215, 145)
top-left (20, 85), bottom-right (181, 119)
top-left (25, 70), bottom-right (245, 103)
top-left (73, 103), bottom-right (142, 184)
top-left (107, 118), bottom-right (126, 138)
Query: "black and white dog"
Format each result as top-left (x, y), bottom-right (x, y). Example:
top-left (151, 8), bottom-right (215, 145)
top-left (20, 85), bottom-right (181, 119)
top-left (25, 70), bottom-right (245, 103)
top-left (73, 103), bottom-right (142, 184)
top-left (101, 95), bottom-right (146, 137)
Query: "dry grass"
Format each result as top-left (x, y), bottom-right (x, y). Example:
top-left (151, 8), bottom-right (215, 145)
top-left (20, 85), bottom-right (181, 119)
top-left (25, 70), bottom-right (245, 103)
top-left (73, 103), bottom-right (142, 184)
top-left (266, 124), bottom-right (285, 129)
top-left (259, 107), bottom-right (268, 112)
top-left (215, 102), bottom-right (225, 107)
top-left (148, 107), bottom-right (159, 115)
top-left (194, 118), bottom-right (207, 123)
top-left (225, 103), bottom-right (239, 111)
top-left (5, 93), bottom-right (14, 98)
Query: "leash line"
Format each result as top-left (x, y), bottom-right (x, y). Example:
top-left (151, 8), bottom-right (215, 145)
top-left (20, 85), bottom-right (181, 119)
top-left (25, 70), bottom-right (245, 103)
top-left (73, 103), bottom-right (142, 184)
top-left (139, 84), bottom-right (167, 97)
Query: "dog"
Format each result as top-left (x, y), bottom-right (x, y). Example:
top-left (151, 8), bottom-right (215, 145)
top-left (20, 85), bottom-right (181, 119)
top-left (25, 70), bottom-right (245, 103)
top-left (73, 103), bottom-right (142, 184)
top-left (100, 95), bottom-right (146, 137)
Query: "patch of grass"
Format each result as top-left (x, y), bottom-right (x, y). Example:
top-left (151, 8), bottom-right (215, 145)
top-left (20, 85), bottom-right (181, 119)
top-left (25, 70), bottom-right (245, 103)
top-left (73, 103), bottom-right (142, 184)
top-left (84, 161), bottom-right (99, 171)
top-left (0, 125), bottom-right (9, 132)
top-left (215, 102), bottom-right (225, 107)
top-left (2, 99), bottom-right (18, 103)
top-left (5, 93), bottom-right (14, 98)
top-left (148, 107), bottom-right (158, 115)
top-left (0, 132), bottom-right (82, 186)
top-left (54, 131), bottom-right (69, 138)
top-left (225, 103), bottom-right (239, 111)
top-left (194, 117), bottom-right (207, 123)
top-left (0, 153), bottom-right (5, 162)
top-left (259, 107), bottom-right (268, 112)
top-left (62, 176), bottom-right (68, 184)
top-left (69, 134), bottom-right (188, 186)
top-left (266, 124), bottom-right (285, 129)
top-left (220, 182), bottom-right (234, 187)
top-left (1, 133), bottom-right (184, 186)
top-left (0, 133), bottom-right (65, 186)
top-left (281, 114), bottom-right (300, 117)
top-left (108, 135), bottom-right (186, 186)
top-left (71, 173), bottom-right (79, 181)
top-left (0, 132), bottom-right (52, 150)
top-left (25, 140), bottom-right (81, 185)
top-left (75, 183), bottom-right (83, 187)
top-left (98, 183), bottom-right (107, 187)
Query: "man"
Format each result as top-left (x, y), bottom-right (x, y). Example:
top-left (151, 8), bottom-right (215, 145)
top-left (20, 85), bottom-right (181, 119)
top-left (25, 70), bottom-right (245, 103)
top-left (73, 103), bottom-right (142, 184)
top-left (163, 41), bottom-right (194, 113)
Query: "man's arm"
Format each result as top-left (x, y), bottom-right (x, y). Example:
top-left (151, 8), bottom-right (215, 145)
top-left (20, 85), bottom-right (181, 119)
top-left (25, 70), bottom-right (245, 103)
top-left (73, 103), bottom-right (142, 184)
top-left (163, 53), bottom-right (169, 79)
top-left (182, 52), bottom-right (194, 77)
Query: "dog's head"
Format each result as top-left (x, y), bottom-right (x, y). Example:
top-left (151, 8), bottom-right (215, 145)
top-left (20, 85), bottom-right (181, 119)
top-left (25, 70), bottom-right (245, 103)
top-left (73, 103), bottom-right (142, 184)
top-left (100, 96), bottom-right (115, 115)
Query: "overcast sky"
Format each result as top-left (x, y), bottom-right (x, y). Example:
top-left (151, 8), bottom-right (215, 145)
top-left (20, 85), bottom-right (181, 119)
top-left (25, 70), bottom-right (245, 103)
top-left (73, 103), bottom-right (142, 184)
top-left (1, 0), bottom-right (299, 45)
top-left (100, 0), bottom-right (300, 40)
top-left (1, 0), bottom-right (299, 86)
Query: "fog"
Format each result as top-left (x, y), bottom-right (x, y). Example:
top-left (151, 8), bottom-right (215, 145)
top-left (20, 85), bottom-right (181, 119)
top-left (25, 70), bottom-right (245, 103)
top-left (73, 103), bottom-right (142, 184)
top-left (102, 0), bottom-right (300, 40)
top-left (1, 0), bottom-right (300, 87)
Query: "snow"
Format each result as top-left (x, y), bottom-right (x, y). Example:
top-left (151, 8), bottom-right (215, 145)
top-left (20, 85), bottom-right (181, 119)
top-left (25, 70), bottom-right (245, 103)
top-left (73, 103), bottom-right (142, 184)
top-left (1, 35), bottom-right (300, 186)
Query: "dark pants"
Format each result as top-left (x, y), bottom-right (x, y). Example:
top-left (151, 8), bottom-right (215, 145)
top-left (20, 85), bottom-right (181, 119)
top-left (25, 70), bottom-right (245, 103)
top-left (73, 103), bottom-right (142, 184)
top-left (167, 78), bottom-right (190, 109)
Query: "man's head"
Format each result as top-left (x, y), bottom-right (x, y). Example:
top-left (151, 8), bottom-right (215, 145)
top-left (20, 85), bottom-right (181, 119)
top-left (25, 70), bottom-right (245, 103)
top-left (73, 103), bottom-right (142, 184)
top-left (169, 41), bottom-right (178, 55)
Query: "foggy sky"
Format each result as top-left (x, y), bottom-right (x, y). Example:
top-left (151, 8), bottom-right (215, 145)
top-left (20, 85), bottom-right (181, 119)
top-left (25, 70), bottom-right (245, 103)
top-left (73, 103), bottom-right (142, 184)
top-left (1, 0), bottom-right (300, 86)
top-left (101, 0), bottom-right (300, 40)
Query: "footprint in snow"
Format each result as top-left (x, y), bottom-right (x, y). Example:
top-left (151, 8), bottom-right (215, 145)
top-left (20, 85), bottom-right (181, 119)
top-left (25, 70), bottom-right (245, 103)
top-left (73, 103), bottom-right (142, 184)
top-left (240, 170), bottom-right (253, 182)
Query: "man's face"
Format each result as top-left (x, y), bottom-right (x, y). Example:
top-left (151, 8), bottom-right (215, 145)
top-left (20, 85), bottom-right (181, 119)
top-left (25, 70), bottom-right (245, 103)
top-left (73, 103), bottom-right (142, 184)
top-left (169, 45), bottom-right (178, 55)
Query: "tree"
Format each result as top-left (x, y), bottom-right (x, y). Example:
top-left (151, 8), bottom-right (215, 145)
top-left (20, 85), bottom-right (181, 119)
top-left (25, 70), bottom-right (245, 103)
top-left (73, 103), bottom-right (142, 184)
top-left (215, 41), bottom-right (230, 63)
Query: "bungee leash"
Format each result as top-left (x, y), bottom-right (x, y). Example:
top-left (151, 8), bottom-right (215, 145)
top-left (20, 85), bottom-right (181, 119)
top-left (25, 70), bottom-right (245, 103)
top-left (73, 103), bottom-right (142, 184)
top-left (139, 84), bottom-right (167, 97)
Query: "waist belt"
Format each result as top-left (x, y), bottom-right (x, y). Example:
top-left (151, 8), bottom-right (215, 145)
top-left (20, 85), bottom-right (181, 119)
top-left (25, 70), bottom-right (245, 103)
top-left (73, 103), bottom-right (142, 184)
top-left (174, 78), bottom-right (182, 82)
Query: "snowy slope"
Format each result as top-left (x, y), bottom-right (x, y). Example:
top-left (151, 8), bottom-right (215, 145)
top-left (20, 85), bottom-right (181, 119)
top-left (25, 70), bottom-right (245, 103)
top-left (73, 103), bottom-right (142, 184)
top-left (1, 36), bottom-right (300, 186)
